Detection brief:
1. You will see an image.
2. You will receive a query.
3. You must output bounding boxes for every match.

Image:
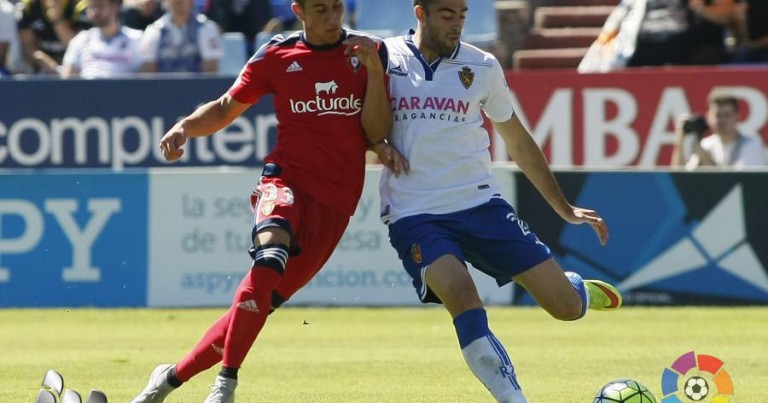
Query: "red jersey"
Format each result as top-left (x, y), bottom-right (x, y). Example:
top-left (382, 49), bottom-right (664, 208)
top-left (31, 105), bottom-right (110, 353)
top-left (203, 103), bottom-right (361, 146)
top-left (229, 30), bottom-right (387, 216)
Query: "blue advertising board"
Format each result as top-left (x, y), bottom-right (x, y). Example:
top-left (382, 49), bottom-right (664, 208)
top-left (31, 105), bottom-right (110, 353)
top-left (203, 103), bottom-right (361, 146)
top-left (0, 172), bottom-right (148, 306)
top-left (0, 78), bottom-right (276, 170)
top-left (514, 171), bottom-right (768, 305)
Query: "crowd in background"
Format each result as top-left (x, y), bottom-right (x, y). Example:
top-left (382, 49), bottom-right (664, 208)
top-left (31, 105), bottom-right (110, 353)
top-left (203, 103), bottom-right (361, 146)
top-left (0, 0), bottom-right (766, 79)
top-left (578, 0), bottom-right (768, 73)
top-left (0, 0), bottom-right (355, 78)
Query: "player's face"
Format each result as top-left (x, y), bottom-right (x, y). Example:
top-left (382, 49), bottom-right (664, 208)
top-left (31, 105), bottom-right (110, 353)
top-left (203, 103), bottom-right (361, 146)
top-left (86, 0), bottom-right (118, 27)
top-left (417, 0), bottom-right (466, 57)
top-left (164, 0), bottom-right (193, 19)
top-left (708, 103), bottom-right (739, 134)
top-left (294, 0), bottom-right (345, 46)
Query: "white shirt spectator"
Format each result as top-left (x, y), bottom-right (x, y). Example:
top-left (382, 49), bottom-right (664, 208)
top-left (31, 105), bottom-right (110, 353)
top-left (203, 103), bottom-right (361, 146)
top-left (688, 134), bottom-right (767, 170)
top-left (0, 0), bottom-right (17, 75)
top-left (62, 26), bottom-right (142, 78)
top-left (140, 13), bottom-right (222, 72)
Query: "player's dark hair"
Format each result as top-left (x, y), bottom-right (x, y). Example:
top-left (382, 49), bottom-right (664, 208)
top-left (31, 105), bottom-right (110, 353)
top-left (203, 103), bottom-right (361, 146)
top-left (708, 91), bottom-right (739, 112)
top-left (293, 0), bottom-right (305, 7)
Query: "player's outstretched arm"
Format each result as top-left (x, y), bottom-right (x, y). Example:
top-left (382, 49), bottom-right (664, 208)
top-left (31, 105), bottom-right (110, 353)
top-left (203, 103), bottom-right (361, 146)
top-left (160, 94), bottom-right (250, 161)
top-left (493, 114), bottom-right (609, 245)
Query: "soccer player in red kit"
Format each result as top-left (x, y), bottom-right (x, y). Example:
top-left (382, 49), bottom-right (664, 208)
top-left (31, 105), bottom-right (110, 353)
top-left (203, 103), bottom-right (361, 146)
top-left (129, 1), bottom-right (392, 402)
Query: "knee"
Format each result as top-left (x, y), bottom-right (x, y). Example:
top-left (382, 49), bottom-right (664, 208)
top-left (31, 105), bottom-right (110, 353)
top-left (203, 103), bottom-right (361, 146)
top-left (547, 298), bottom-right (584, 321)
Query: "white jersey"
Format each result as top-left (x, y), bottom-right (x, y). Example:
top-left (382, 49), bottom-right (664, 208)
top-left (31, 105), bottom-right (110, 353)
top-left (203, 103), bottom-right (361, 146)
top-left (688, 133), bottom-right (767, 169)
top-left (0, 0), bottom-right (16, 43)
top-left (379, 34), bottom-right (516, 224)
top-left (62, 26), bottom-right (143, 78)
top-left (140, 14), bottom-right (223, 64)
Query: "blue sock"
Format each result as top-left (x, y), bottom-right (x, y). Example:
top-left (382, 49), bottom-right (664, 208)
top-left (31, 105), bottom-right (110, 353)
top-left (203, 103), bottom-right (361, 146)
top-left (454, 308), bottom-right (526, 401)
top-left (453, 308), bottom-right (491, 348)
top-left (565, 271), bottom-right (589, 319)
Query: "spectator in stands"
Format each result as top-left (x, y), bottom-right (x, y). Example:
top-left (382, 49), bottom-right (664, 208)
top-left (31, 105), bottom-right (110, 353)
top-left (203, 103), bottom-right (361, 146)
top-left (18, 0), bottom-right (90, 74)
top-left (121, 0), bottom-right (164, 30)
top-left (730, 0), bottom-right (768, 63)
top-left (140, 0), bottom-right (223, 73)
top-left (61, 0), bottom-right (142, 78)
top-left (0, 0), bottom-right (17, 76)
top-left (579, 0), bottom-right (734, 72)
top-left (205, 0), bottom-right (271, 57)
top-left (672, 90), bottom-right (766, 170)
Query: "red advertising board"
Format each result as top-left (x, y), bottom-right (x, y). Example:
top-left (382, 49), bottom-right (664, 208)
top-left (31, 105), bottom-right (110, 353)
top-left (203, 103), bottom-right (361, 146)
top-left (499, 67), bottom-right (768, 167)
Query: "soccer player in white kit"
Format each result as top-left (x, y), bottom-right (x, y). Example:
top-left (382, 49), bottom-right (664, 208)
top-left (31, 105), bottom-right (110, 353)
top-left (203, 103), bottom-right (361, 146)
top-left (374, 1), bottom-right (623, 402)
top-left (60, 0), bottom-right (142, 78)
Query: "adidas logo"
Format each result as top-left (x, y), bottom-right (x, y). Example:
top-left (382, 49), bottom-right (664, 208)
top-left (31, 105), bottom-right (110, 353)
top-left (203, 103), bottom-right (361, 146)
top-left (388, 65), bottom-right (408, 77)
top-left (286, 61), bottom-right (303, 72)
top-left (236, 299), bottom-right (259, 312)
top-left (211, 344), bottom-right (224, 356)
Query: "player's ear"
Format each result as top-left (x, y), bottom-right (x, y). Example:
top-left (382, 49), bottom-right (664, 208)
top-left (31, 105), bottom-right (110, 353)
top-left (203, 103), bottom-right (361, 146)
top-left (414, 5), bottom-right (427, 24)
top-left (291, 2), bottom-right (305, 22)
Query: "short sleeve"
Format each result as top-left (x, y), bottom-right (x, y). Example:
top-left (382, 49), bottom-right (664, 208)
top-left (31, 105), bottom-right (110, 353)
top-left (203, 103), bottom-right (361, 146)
top-left (126, 28), bottom-right (144, 72)
top-left (198, 21), bottom-right (223, 61)
top-left (0, 2), bottom-right (16, 41)
top-left (739, 136), bottom-right (767, 167)
top-left (61, 31), bottom-right (85, 68)
top-left (139, 24), bottom-right (161, 63)
top-left (227, 49), bottom-right (272, 104)
top-left (481, 57), bottom-right (515, 122)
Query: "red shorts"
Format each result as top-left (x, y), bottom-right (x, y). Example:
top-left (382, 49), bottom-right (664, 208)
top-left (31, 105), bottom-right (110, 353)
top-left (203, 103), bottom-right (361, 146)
top-left (250, 175), bottom-right (350, 301)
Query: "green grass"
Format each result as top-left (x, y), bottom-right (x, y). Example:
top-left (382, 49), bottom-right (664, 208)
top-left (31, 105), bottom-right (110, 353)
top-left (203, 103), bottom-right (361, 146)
top-left (0, 307), bottom-right (766, 402)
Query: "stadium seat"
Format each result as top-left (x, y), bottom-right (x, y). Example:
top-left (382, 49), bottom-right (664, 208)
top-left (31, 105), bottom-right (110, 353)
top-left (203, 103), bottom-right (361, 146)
top-left (220, 32), bottom-right (248, 76)
top-left (513, 48), bottom-right (589, 70)
top-left (524, 27), bottom-right (602, 49)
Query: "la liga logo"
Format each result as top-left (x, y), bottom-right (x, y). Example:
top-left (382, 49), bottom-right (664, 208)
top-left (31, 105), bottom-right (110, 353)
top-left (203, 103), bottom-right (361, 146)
top-left (661, 351), bottom-right (734, 402)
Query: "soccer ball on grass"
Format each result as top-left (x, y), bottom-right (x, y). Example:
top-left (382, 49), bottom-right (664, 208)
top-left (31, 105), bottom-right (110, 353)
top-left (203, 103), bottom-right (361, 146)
top-left (593, 378), bottom-right (658, 403)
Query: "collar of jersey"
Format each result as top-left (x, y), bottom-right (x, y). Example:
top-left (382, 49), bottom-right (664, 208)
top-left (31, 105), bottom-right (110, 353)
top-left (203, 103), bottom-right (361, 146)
top-left (404, 29), bottom-right (460, 81)
top-left (300, 29), bottom-right (348, 51)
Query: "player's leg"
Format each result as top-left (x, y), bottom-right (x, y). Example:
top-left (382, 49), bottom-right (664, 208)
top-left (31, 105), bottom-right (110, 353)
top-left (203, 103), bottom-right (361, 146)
top-left (388, 215), bottom-right (526, 403)
top-left (202, 175), bottom-right (300, 403)
top-left (423, 255), bottom-right (527, 403)
top-left (204, 179), bottom-right (349, 403)
top-left (271, 204), bottom-right (350, 303)
top-left (513, 260), bottom-right (621, 321)
top-left (512, 259), bottom-right (585, 320)
top-left (462, 198), bottom-right (620, 321)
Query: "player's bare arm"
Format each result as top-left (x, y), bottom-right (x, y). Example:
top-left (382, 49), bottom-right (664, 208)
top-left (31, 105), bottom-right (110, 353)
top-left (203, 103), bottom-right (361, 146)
top-left (369, 142), bottom-right (410, 177)
top-left (344, 36), bottom-right (392, 145)
top-left (494, 114), bottom-right (609, 245)
top-left (160, 94), bottom-right (250, 161)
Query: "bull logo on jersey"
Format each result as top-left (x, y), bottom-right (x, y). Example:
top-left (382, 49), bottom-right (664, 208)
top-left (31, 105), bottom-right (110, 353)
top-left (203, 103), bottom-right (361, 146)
top-left (348, 56), bottom-right (361, 72)
top-left (315, 80), bottom-right (338, 95)
top-left (411, 243), bottom-right (423, 264)
top-left (458, 66), bottom-right (474, 89)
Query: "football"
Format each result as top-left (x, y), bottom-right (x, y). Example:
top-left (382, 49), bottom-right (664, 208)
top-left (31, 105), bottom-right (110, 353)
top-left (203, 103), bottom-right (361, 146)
top-left (684, 376), bottom-right (709, 401)
top-left (593, 378), bottom-right (658, 403)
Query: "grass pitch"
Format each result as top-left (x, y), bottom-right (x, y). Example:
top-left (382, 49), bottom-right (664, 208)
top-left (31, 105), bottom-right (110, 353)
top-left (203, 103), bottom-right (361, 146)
top-left (0, 307), bottom-right (766, 402)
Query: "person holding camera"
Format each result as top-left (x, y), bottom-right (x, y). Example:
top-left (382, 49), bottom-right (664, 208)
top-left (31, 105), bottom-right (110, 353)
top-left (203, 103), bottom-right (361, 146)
top-left (672, 91), bottom-right (766, 170)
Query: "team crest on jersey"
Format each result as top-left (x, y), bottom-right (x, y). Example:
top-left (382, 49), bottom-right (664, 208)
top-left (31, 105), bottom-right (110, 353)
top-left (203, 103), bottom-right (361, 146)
top-left (458, 66), bottom-right (474, 89)
top-left (348, 55), bottom-right (361, 72)
top-left (411, 243), bottom-right (423, 264)
top-left (261, 201), bottom-right (275, 215)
